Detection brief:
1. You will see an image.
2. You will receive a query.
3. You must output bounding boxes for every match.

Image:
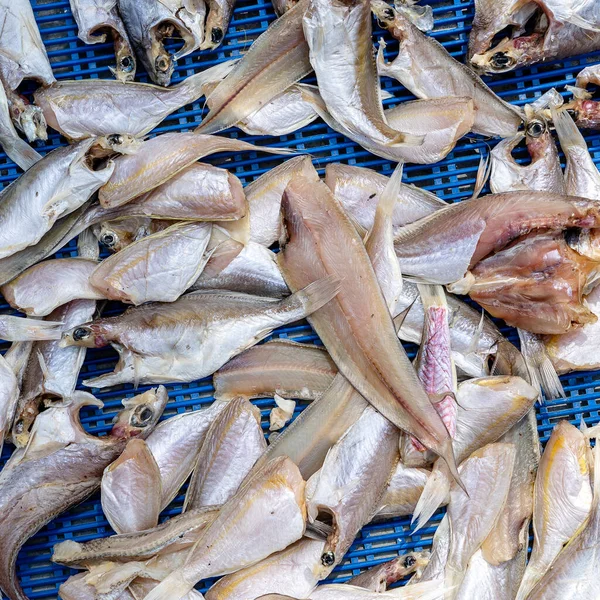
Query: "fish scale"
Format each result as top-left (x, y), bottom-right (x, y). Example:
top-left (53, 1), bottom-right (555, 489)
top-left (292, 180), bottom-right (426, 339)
top-left (0, 0), bottom-right (600, 598)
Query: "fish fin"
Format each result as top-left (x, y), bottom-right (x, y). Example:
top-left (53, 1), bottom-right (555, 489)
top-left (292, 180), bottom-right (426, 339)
top-left (465, 310), bottom-right (485, 355)
top-left (83, 369), bottom-right (131, 389)
top-left (380, 89), bottom-right (395, 101)
top-left (551, 106), bottom-right (587, 151)
top-left (36, 349), bottom-right (50, 380)
top-left (380, 163), bottom-right (404, 217)
top-left (142, 572), bottom-right (196, 600)
top-left (77, 227), bottom-right (100, 261)
top-left (393, 299), bottom-right (416, 332)
top-left (0, 316), bottom-right (63, 341)
top-left (412, 462), bottom-right (452, 532)
top-left (52, 540), bottom-right (85, 565)
top-left (346, 211), bottom-right (368, 239)
top-left (3, 135), bottom-right (42, 170)
top-left (565, 84), bottom-right (592, 100)
top-left (305, 519), bottom-right (333, 541)
top-left (284, 275), bottom-right (341, 315)
top-left (471, 148), bottom-right (490, 199)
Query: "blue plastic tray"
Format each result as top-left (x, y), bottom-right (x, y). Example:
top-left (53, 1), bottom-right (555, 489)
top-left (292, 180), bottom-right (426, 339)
top-left (1, 0), bottom-right (600, 597)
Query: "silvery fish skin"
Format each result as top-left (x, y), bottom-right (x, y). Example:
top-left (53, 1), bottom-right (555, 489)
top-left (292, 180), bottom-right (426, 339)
top-left (347, 553), bottom-right (430, 591)
top-left (305, 405), bottom-right (400, 579)
top-left (0, 387), bottom-right (167, 600)
top-left (490, 115), bottom-right (565, 194)
top-left (372, 0), bottom-right (523, 138)
top-left (202, 0), bottom-right (236, 49)
top-left (299, 581), bottom-right (446, 599)
top-left (393, 192), bottom-right (600, 285)
top-left (0, 316), bottom-right (62, 342)
top-left (324, 163), bottom-right (446, 234)
top-left (0, 82), bottom-right (41, 170)
top-left (515, 420), bottom-right (593, 600)
top-left (98, 133), bottom-right (286, 208)
top-left (197, 0), bottom-right (312, 134)
top-left (0, 138), bottom-right (114, 259)
top-left (303, 0), bottom-right (422, 150)
top-left (69, 0), bottom-right (136, 82)
top-left (0, 0), bottom-right (55, 141)
top-left (101, 438), bottom-right (162, 534)
top-left (60, 567), bottom-right (138, 600)
top-left (53, 506), bottom-right (219, 566)
top-left (11, 299), bottom-right (96, 448)
top-left (95, 217), bottom-right (173, 252)
top-left (213, 339), bottom-right (337, 400)
top-left (278, 176), bottom-right (461, 483)
top-left (444, 443), bottom-right (516, 598)
top-left (1, 258), bottom-right (104, 316)
top-left (184, 396), bottom-right (266, 511)
top-left (191, 241), bottom-right (290, 298)
top-left (0, 344), bottom-right (27, 455)
top-left (90, 222), bottom-right (213, 305)
top-left (116, 0), bottom-right (205, 86)
top-left (34, 61), bottom-right (236, 140)
top-left (144, 456), bottom-right (306, 600)
top-left (412, 376), bottom-right (538, 532)
top-left (552, 106), bottom-right (600, 200)
top-left (206, 538), bottom-right (325, 600)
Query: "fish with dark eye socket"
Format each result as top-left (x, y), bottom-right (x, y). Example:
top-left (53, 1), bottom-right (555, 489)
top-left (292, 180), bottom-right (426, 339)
top-left (200, 0), bottom-right (236, 51)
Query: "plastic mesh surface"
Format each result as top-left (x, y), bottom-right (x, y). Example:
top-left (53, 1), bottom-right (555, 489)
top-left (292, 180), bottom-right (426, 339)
top-left (1, 0), bottom-right (599, 597)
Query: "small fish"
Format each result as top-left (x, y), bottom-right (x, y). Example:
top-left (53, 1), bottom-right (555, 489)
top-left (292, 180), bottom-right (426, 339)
top-left (372, 0), bottom-right (523, 138)
top-left (213, 339), bottom-right (337, 400)
top-left (68, 0), bottom-right (136, 81)
top-left (347, 552), bottom-right (430, 591)
top-left (197, 0), bottom-right (311, 134)
top-left (143, 456), bottom-right (307, 600)
top-left (94, 217), bottom-right (173, 253)
top-left (515, 420), bottom-right (593, 600)
top-left (278, 176), bottom-right (462, 485)
top-left (0, 387), bottom-right (167, 600)
top-left (101, 438), bottom-right (162, 534)
top-left (202, 0), bottom-right (236, 49)
top-left (116, 0), bottom-right (205, 86)
top-left (0, 0), bottom-right (55, 141)
top-left (1, 258), bottom-right (103, 316)
top-left (60, 566), bottom-right (139, 600)
top-left (34, 61), bottom-right (237, 140)
top-left (90, 222), bottom-right (213, 305)
top-left (184, 396), bottom-right (267, 511)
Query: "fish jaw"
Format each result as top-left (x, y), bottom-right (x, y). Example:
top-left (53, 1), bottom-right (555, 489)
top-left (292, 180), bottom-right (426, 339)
top-left (110, 387), bottom-right (169, 440)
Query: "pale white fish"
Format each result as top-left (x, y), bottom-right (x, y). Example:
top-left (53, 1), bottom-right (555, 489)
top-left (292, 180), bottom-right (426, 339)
top-left (309, 580), bottom-right (447, 599)
top-left (102, 438), bottom-right (162, 534)
top-left (0, 343), bottom-right (29, 455)
top-left (201, 0), bottom-right (236, 50)
top-left (90, 222), bottom-right (213, 305)
top-left (515, 420), bottom-right (593, 600)
top-left (60, 566), bottom-right (137, 600)
top-left (1, 258), bottom-right (104, 316)
top-left (415, 515), bottom-right (450, 583)
top-left (143, 456), bottom-right (307, 600)
top-left (394, 0), bottom-right (433, 31)
top-left (0, 315), bottom-right (63, 342)
top-left (444, 443), bottom-right (516, 599)
top-left (184, 396), bottom-right (267, 511)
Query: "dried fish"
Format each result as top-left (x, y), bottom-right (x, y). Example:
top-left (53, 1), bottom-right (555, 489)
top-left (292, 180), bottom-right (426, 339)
top-left (0, 315), bottom-right (63, 342)
top-left (202, 0), bottom-right (236, 50)
top-left (347, 553), bottom-right (430, 591)
top-left (94, 218), bottom-right (173, 253)
top-left (562, 65), bottom-right (600, 129)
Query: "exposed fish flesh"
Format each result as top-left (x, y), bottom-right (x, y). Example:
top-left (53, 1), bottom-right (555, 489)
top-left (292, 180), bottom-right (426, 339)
top-left (202, 0), bottom-right (236, 49)
top-left (278, 176), bottom-right (461, 483)
top-left (213, 339), bottom-right (337, 400)
top-left (347, 553), bottom-right (430, 591)
top-left (562, 64), bottom-right (600, 129)
top-left (69, 0), bottom-right (136, 82)
top-left (0, 387), bottom-right (167, 600)
top-left (372, 1), bottom-right (523, 138)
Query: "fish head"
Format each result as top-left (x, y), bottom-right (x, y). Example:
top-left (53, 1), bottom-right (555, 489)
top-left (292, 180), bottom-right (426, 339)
top-left (564, 97), bottom-right (600, 130)
top-left (524, 112), bottom-right (551, 159)
top-left (566, 227), bottom-right (600, 262)
top-left (111, 386), bottom-right (168, 440)
top-left (94, 218), bottom-right (156, 252)
top-left (60, 323), bottom-right (108, 348)
top-left (371, 0), bottom-right (403, 33)
top-left (94, 134), bottom-right (142, 157)
top-left (470, 32), bottom-right (545, 74)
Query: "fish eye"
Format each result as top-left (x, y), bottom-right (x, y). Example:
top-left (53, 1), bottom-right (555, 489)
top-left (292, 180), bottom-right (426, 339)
top-left (567, 108), bottom-right (580, 121)
top-left (211, 27), bottom-right (223, 44)
top-left (403, 555), bottom-right (417, 568)
top-left (155, 55), bottom-right (171, 73)
top-left (120, 56), bottom-right (134, 73)
top-left (384, 7), bottom-right (394, 19)
top-left (490, 52), bottom-right (515, 69)
top-left (107, 134), bottom-right (124, 146)
top-left (73, 327), bottom-right (91, 341)
top-left (131, 405), bottom-right (154, 427)
top-left (100, 231), bottom-right (117, 248)
top-left (526, 119), bottom-right (546, 138)
top-left (321, 551), bottom-right (335, 566)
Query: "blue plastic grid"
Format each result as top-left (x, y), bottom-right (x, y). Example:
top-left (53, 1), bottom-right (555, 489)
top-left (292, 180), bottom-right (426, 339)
top-left (0, 0), bottom-right (599, 598)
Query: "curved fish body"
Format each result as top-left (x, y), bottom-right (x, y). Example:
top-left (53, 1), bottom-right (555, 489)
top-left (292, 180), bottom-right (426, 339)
top-left (101, 438), bottom-right (162, 534)
top-left (90, 222), bottom-right (213, 305)
top-left (11, 299), bottom-right (96, 448)
top-left (116, 0), bottom-right (205, 86)
top-left (143, 457), bottom-right (307, 600)
top-left (69, 0), bottom-right (136, 82)
top-left (372, 1), bottom-right (522, 138)
top-left (0, 138), bottom-right (114, 259)
top-left (184, 397), bottom-right (266, 510)
top-left (393, 192), bottom-right (600, 285)
top-left (213, 339), bottom-right (337, 400)
top-left (0, 0), bottom-right (55, 141)
top-left (303, 0), bottom-right (422, 149)
top-left (325, 163), bottom-right (446, 234)
top-left (515, 420), bottom-right (593, 600)
top-left (34, 61), bottom-right (236, 140)
top-left (1, 258), bottom-right (103, 316)
top-left (202, 0), bottom-right (236, 50)
top-left (278, 176), bottom-right (461, 481)
top-left (0, 387), bottom-right (167, 600)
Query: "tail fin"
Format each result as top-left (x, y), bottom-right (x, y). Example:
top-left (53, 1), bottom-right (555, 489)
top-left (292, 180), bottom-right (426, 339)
top-left (471, 149), bottom-right (490, 199)
top-left (141, 571), bottom-right (197, 600)
top-left (286, 275), bottom-right (341, 316)
top-left (0, 316), bottom-right (62, 341)
top-left (552, 106), bottom-right (587, 152)
top-left (379, 163), bottom-right (404, 217)
top-left (2, 135), bottom-right (42, 171)
top-left (412, 460), bottom-right (452, 533)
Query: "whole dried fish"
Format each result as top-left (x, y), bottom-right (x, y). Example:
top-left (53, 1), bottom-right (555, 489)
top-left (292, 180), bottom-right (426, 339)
top-left (214, 339), bottom-right (337, 400)
top-left (60, 276), bottom-right (338, 387)
top-left (0, 387), bottom-right (167, 600)
top-left (372, 0), bottom-right (523, 138)
top-left (278, 176), bottom-right (461, 483)
top-left (116, 0), bottom-right (205, 86)
top-left (69, 0), bottom-right (136, 82)
top-left (202, 0), bottom-right (236, 50)
top-left (90, 222), bottom-right (213, 305)
top-left (515, 420), bottom-right (593, 600)
top-left (0, 0), bottom-right (55, 141)
top-left (101, 438), bottom-right (162, 534)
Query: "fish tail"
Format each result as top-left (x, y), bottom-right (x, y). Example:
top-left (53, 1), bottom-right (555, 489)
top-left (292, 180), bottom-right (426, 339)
top-left (472, 149), bottom-right (490, 199)
top-left (143, 572), bottom-right (197, 600)
top-left (379, 163), bottom-right (404, 217)
top-left (283, 275), bottom-right (341, 317)
top-left (0, 316), bottom-right (63, 342)
top-left (515, 570), bottom-right (542, 600)
top-left (83, 369), bottom-right (131, 389)
top-left (412, 461), bottom-right (452, 532)
top-left (1, 135), bottom-right (42, 171)
top-left (552, 106), bottom-right (587, 152)
top-left (52, 540), bottom-right (85, 565)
